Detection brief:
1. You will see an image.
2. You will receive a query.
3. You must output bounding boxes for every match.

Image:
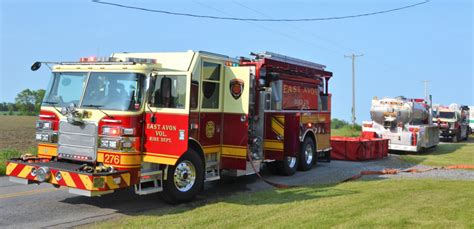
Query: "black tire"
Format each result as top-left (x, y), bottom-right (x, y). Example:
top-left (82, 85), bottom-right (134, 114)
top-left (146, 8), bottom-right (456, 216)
top-left (160, 149), bottom-right (204, 204)
top-left (298, 137), bottom-right (315, 171)
top-left (277, 156), bottom-right (297, 176)
top-left (265, 161), bottom-right (280, 175)
top-left (324, 150), bottom-right (332, 163)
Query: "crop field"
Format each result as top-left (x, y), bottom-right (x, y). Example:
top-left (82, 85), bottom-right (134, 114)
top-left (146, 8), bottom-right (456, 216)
top-left (0, 116), bottom-right (37, 151)
top-left (0, 116), bottom-right (37, 174)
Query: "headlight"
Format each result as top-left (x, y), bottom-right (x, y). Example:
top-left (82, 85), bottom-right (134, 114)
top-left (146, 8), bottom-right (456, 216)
top-left (100, 138), bottom-right (119, 149)
top-left (99, 137), bottom-right (135, 150)
top-left (35, 132), bottom-right (56, 143)
top-left (43, 122), bottom-right (52, 129)
top-left (122, 140), bottom-right (132, 148)
top-left (100, 139), bottom-right (109, 148)
top-left (36, 120), bottom-right (53, 130)
top-left (41, 134), bottom-right (50, 141)
top-left (108, 140), bottom-right (118, 149)
top-left (102, 126), bottom-right (122, 136)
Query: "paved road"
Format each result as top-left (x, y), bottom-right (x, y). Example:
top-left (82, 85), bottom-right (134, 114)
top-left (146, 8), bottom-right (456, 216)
top-left (1, 143), bottom-right (473, 228)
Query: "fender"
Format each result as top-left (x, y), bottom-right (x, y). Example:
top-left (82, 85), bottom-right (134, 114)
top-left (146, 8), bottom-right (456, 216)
top-left (188, 137), bottom-right (205, 167)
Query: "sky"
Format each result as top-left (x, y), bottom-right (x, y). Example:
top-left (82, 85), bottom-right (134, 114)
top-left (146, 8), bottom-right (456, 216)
top-left (0, 0), bottom-right (472, 122)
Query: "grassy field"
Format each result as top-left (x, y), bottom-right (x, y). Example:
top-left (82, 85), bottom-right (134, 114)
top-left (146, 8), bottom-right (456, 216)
top-left (90, 179), bottom-right (473, 228)
top-left (400, 138), bottom-right (474, 167)
top-left (331, 126), bottom-right (361, 137)
top-left (0, 148), bottom-right (36, 175)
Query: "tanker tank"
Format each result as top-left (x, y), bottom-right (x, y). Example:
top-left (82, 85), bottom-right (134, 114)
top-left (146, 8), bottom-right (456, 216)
top-left (370, 97), bottom-right (429, 129)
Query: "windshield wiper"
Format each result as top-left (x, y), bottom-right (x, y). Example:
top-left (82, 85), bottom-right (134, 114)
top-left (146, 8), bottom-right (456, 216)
top-left (43, 101), bottom-right (62, 114)
top-left (82, 104), bottom-right (113, 118)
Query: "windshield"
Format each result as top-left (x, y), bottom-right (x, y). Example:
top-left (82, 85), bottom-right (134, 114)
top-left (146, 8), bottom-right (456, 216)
top-left (43, 72), bottom-right (87, 107)
top-left (439, 111), bottom-right (455, 119)
top-left (82, 72), bottom-right (145, 111)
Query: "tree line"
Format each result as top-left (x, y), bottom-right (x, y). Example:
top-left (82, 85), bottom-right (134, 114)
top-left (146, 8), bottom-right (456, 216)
top-left (0, 89), bottom-right (45, 116)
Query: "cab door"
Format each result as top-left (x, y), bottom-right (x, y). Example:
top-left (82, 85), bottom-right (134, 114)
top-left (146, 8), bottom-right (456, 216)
top-left (221, 66), bottom-right (251, 170)
top-left (143, 73), bottom-right (191, 165)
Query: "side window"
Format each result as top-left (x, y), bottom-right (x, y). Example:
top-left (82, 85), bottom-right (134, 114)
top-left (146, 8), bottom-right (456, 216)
top-left (201, 62), bottom-right (221, 109)
top-left (150, 75), bottom-right (187, 109)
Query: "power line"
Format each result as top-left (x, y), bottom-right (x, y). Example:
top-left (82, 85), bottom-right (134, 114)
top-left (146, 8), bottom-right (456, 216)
top-left (230, 1), bottom-right (357, 54)
top-left (192, 0), bottom-right (345, 59)
top-left (92, 0), bottom-right (430, 22)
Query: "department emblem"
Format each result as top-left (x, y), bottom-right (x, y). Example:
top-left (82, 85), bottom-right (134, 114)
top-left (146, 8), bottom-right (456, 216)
top-left (205, 121), bottom-right (216, 138)
top-left (229, 79), bottom-right (244, 100)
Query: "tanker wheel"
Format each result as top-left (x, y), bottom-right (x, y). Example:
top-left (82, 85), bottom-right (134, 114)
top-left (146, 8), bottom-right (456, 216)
top-left (277, 156), bottom-right (297, 176)
top-left (161, 149), bottom-right (204, 204)
top-left (298, 137), bottom-right (315, 171)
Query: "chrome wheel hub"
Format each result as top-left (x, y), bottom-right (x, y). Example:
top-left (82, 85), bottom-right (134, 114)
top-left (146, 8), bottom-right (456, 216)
top-left (173, 160), bottom-right (196, 192)
top-left (287, 156), bottom-right (297, 168)
top-left (304, 144), bottom-right (313, 165)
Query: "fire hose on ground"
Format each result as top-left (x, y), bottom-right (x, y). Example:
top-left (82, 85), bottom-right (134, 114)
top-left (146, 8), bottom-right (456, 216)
top-left (342, 164), bottom-right (474, 182)
top-left (247, 149), bottom-right (474, 189)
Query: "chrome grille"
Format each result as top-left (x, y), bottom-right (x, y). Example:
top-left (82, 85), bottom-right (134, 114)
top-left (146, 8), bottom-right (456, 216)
top-left (58, 121), bottom-right (98, 162)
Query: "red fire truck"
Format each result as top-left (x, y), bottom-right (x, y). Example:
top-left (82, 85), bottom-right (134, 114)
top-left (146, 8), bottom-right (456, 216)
top-left (6, 51), bottom-right (333, 203)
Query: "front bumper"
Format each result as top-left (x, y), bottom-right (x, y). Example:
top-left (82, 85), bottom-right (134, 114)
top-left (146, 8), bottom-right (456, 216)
top-left (6, 159), bottom-right (131, 197)
top-left (389, 144), bottom-right (418, 152)
top-left (440, 129), bottom-right (455, 138)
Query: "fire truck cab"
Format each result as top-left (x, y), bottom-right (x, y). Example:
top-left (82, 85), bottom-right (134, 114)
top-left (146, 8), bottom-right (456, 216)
top-left (7, 51), bottom-right (333, 203)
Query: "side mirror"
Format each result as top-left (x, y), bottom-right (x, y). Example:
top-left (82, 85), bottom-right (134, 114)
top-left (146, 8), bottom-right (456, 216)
top-left (31, 62), bottom-right (42, 71)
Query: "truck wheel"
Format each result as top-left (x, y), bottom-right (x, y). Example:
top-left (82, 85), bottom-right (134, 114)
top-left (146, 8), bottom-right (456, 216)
top-left (265, 161), bottom-right (280, 175)
top-left (452, 131), bottom-right (459, 143)
top-left (277, 156), bottom-right (297, 176)
top-left (161, 149), bottom-right (204, 204)
top-left (298, 137), bottom-right (315, 171)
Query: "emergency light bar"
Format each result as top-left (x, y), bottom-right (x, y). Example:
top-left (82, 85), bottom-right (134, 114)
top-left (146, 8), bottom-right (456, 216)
top-left (78, 56), bottom-right (157, 64)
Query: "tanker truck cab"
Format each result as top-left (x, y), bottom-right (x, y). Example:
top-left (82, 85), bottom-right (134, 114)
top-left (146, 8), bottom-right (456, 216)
top-left (6, 51), bottom-right (333, 203)
top-left (435, 105), bottom-right (470, 142)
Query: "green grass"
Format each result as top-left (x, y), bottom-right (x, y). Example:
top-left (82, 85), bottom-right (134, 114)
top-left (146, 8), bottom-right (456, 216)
top-left (400, 140), bottom-right (474, 167)
top-left (90, 179), bottom-right (474, 228)
top-left (331, 125), bottom-right (361, 137)
top-left (0, 148), bottom-right (36, 175)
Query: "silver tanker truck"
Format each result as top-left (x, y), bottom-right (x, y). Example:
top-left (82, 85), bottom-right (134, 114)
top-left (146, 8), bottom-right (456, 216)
top-left (362, 96), bottom-right (439, 152)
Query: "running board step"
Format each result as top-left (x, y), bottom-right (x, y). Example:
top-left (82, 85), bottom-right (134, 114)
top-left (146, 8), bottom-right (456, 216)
top-left (134, 170), bottom-right (163, 195)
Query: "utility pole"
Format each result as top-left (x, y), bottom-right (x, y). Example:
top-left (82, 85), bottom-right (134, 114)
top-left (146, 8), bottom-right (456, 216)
top-left (422, 80), bottom-right (430, 101)
top-left (345, 53), bottom-right (363, 127)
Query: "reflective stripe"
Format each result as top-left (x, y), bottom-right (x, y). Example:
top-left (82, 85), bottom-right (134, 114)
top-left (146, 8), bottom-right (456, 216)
top-left (79, 174), bottom-right (93, 190)
top-left (61, 172), bottom-right (76, 187)
top-left (264, 140), bottom-right (284, 150)
top-left (17, 165), bottom-right (33, 178)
